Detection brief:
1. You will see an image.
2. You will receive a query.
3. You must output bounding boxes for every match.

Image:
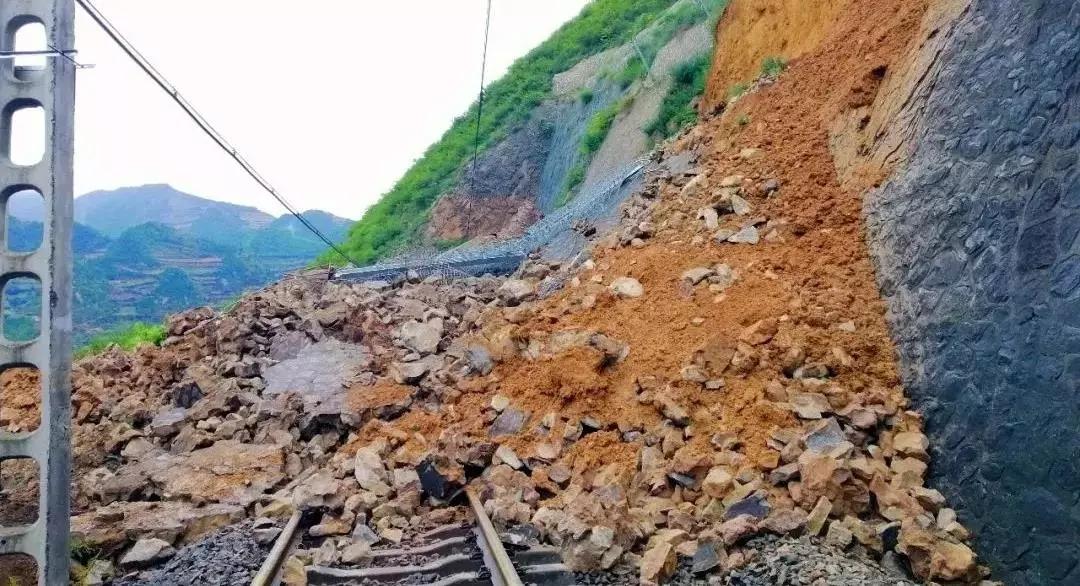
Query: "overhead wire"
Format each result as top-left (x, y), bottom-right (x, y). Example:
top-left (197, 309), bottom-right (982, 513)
top-left (74, 0), bottom-right (359, 266)
top-left (469, 0), bottom-right (493, 188)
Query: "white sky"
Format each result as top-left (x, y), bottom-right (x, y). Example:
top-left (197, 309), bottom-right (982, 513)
top-left (63, 0), bottom-right (588, 219)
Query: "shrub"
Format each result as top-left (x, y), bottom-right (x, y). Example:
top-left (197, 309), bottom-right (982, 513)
top-left (616, 58), bottom-right (645, 88)
top-left (582, 102), bottom-right (621, 155)
top-left (557, 161), bottom-right (589, 207)
top-left (761, 56), bottom-right (787, 78)
top-left (579, 87), bottom-right (594, 104)
top-left (76, 322), bottom-right (166, 359)
top-left (727, 81), bottom-right (750, 100)
top-left (646, 52), bottom-right (711, 138)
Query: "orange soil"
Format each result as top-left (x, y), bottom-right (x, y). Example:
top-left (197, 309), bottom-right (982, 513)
top-left (0, 368), bottom-right (40, 433)
top-left (702, 0), bottom-right (857, 112)
top-left (367, 0), bottom-right (934, 487)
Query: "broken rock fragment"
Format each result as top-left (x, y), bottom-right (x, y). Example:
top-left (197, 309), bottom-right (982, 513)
top-left (119, 538), bottom-right (176, 568)
top-left (609, 277), bottom-right (644, 298)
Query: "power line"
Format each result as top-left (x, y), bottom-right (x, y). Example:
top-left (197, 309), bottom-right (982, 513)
top-left (470, 0), bottom-right (493, 185)
top-left (74, 0), bottom-right (359, 266)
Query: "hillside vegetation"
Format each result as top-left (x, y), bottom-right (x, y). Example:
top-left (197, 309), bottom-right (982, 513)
top-left (324, 0), bottom-right (686, 265)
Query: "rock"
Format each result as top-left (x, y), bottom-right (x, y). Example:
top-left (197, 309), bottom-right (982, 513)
top-left (739, 318), bottom-right (778, 346)
top-left (653, 394), bottom-right (689, 426)
top-left (392, 467), bottom-right (420, 490)
top-left (389, 360), bottom-right (430, 384)
top-left (120, 538), bottom-right (176, 568)
top-left (72, 501), bottom-right (244, 553)
top-left (293, 472), bottom-right (344, 510)
top-left (713, 228), bottom-right (736, 243)
top-left (893, 431), bottom-right (930, 459)
top-left (769, 462), bottom-right (800, 485)
top-left (498, 279), bottom-right (535, 305)
top-left (761, 179), bottom-right (781, 195)
top-left (609, 277), bottom-right (644, 299)
top-left (807, 497), bottom-right (832, 536)
top-left (702, 467), bottom-right (733, 498)
top-left (681, 174), bottom-right (707, 198)
top-left (534, 443), bottom-right (559, 462)
top-left (149, 407), bottom-right (188, 437)
top-left (825, 522), bottom-right (853, 548)
top-left (789, 392), bottom-right (831, 419)
top-left (380, 527), bottom-right (404, 544)
top-left (897, 520), bottom-right (977, 581)
top-left (254, 527), bottom-right (282, 544)
top-left (760, 508), bottom-right (807, 534)
top-left (725, 493), bottom-right (770, 520)
top-left (793, 363), bottom-right (831, 379)
top-left (691, 542), bottom-right (725, 574)
top-left (465, 345), bottom-right (494, 376)
top-left (490, 394), bottom-right (510, 412)
top-left (803, 418), bottom-right (846, 453)
top-left (417, 458), bottom-right (464, 501)
top-left (681, 267), bottom-right (713, 285)
top-left (310, 513), bottom-right (354, 537)
top-left (352, 523), bottom-right (380, 546)
top-left (639, 541), bottom-right (676, 585)
top-left (719, 175), bottom-right (743, 188)
top-left (399, 320), bottom-right (443, 354)
top-left (548, 463), bottom-right (572, 485)
top-left (719, 515), bottom-right (759, 546)
top-left (83, 559), bottom-right (115, 585)
top-left (727, 226), bottom-right (759, 244)
top-left (494, 445), bottom-right (523, 469)
top-left (781, 347), bottom-right (806, 377)
top-left (339, 542), bottom-right (372, 564)
top-left (739, 148), bottom-right (762, 160)
top-left (699, 207), bottom-right (720, 230)
top-left (281, 555), bottom-right (307, 586)
top-left (490, 407), bottom-right (528, 437)
top-left (354, 447), bottom-right (392, 496)
top-left (730, 194), bottom-right (752, 216)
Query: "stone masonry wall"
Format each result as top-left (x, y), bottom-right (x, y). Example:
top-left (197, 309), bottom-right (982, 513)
top-left (865, 1), bottom-right (1079, 583)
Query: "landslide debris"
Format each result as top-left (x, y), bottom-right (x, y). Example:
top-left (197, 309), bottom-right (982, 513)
top-left (38, 0), bottom-right (996, 584)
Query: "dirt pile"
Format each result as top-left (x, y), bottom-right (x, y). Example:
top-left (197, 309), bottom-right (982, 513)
top-left (344, 0), bottom-right (987, 583)
top-left (46, 0), bottom-right (996, 584)
top-left (701, 0), bottom-right (856, 112)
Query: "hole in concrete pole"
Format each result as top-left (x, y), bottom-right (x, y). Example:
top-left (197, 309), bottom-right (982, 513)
top-left (0, 457), bottom-right (39, 527)
top-left (1, 275), bottom-right (41, 342)
top-left (3, 189), bottom-right (44, 253)
top-left (11, 20), bottom-right (48, 74)
top-left (0, 553), bottom-right (37, 585)
top-left (0, 365), bottom-right (40, 433)
top-left (3, 101), bottom-right (46, 166)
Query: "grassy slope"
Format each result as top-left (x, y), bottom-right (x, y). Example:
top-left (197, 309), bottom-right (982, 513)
top-left (322, 0), bottom-right (681, 266)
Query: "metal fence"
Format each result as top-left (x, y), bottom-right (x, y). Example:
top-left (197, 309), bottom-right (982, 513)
top-left (335, 155), bottom-right (651, 283)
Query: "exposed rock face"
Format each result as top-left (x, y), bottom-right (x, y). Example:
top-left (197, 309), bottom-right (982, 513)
top-left (865, 0), bottom-right (1080, 582)
top-left (427, 118), bottom-right (551, 242)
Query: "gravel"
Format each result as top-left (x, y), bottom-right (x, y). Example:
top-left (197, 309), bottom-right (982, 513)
top-left (111, 521), bottom-right (272, 586)
top-left (724, 537), bottom-right (917, 586)
top-left (577, 536), bottom-right (918, 586)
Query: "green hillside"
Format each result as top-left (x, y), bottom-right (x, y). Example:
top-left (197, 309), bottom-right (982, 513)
top-left (323, 0), bottom-right (686, 266)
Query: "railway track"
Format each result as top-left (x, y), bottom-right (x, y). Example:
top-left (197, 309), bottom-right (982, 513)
top-left (254, 489), bottom-right (575, 586)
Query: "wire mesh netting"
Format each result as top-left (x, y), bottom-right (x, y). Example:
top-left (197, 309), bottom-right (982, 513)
top-left (336, 155), bottom-right (652, 283)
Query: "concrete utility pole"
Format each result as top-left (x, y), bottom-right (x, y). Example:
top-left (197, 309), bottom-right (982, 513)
top-left (0, 0), bottom-right (74, 584)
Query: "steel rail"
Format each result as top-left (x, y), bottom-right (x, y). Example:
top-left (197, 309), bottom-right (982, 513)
top-left (251, 509), bottom-right (302, 586)
top-left (466, 487), bottom-right (524, 586)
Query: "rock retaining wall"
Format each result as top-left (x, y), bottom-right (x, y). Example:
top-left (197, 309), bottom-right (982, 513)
top-left (865, 1), bottom-right (1079, 583)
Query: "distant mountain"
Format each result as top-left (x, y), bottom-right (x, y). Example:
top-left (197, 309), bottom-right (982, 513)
top-left (11, 184), bottom-right (278, 236)
top-left (7, 185), bottom-right (351, 343)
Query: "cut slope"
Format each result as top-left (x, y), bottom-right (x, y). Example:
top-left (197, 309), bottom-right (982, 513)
top-left (701, 0), bottom-right (855, 113)
top-left (329, 0), bottom-right (684, 265)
